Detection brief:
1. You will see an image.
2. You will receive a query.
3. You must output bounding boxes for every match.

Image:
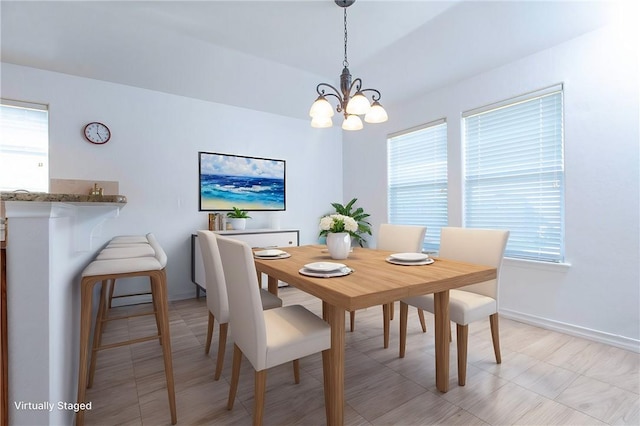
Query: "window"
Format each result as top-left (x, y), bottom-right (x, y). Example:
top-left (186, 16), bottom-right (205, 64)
top-left (0, 99), bottom-right (49, 192)
top-left (463, 86), bottom-right (564, 262)
top-left (388, 119), bottom-right (447, 251)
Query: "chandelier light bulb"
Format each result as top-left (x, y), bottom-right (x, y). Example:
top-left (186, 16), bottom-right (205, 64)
top-left (309, 95), bottom-right (335, 118)
top-left (364, 101), bottom-right (388, 124)
top-left (342, 114), bottom-right (363, 131)
top-left (346, 92), bottom-right (371, 115)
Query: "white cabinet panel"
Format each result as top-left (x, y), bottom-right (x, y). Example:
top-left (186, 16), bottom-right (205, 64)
top-left (215, 230), bottom-right (298, 249)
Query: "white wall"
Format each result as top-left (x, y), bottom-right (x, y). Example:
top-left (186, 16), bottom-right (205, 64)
top-left (343, 25), bottom-right (639, 350)
top-left (1, 63), bottom-right (343, 300)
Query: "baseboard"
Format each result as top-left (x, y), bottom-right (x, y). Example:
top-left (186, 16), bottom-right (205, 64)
top-left (500, 308), bottom-right (640, 353)
top-left (168, 290), bottom-right (199, 302)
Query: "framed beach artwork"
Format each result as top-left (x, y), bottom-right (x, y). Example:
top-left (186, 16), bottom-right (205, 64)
top-left (198, 151), bottom-right (286, 211)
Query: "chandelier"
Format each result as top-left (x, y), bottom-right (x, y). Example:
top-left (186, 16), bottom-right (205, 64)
top-left (309, 0), bottom-right (388, 130)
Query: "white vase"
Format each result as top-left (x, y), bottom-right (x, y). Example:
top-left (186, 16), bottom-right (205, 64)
top-left (229, 218), bottom-right (247, 230)
top-left (326, 232), bottom-right (351, 260)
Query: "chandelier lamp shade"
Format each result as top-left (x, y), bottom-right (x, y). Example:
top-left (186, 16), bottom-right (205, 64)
top-left (310, 0), bottom-right (388, 130)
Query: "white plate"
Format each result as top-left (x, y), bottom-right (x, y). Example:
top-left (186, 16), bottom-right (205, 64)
top-left (303, 262), bottom-right (346, 272)
top-left (389, 252), bottom-right (429, 262)
top-left (255, 252), bottom-right (291, 260)
top-left (254, 249), bottom-right (286, 257)
top-left (299, 267), bottom-right (353, 278)
top-left (386, 257), bottom-right (434, 266)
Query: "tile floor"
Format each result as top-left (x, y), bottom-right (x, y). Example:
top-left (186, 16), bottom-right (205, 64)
top-left (84, 287), bottom-right (639, 425)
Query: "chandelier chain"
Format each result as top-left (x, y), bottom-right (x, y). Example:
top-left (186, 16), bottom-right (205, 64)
top-left (343, 8), bottom-right (349, 68)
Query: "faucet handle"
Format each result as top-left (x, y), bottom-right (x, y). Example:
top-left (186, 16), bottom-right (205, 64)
top-left (90, 183), bottom-right (101, 196)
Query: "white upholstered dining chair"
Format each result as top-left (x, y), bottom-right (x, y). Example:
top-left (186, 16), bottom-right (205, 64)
top-left (216, 235), bottom-right (331, 426)
top-left (350, 223), bottom-right (428, 348)
top-left (197, 230), bottom-right (282, 380)
top-left (399, 226), bottom-right (509, 385)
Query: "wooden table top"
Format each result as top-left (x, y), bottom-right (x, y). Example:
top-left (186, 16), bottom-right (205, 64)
top-left (253, 245), bottom-right (496, 311)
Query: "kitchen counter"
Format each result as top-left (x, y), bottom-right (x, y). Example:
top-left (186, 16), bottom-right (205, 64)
top-left (1, 193), bottom-right (127, 425)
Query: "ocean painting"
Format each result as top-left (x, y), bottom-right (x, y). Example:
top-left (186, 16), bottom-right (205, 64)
top-left (199, 152), bottom-right (286, 211)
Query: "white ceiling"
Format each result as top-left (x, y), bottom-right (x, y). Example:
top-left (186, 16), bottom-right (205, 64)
top-left (0, 0), bottom-right (615, 120)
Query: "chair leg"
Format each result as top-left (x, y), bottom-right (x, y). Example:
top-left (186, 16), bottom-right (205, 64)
top-left (490, 313), bottom-right (502, 364)
top-left (228, 344), bottom-right (242, 410)
top-left (205, 312), bottom-right (214, 354)
top-left (108, 278), bottom-right (116, 308)
top-left (382, 304), bottom-right (390, 349)
top-left (214, 323), bottom-right (228, 381)
top-left (88, 280), bottom-right (109, 388)
top-left (399, 302), bottom-right (408, 358)
top-left (390, 301), bottom-right (395, 320)
top-left (417, 309), bottom-right (427, 333)
top-left (456, 324), bottom-right (468, 386)
top-left (150, 277), bottom-right (162, 345)
top-left (292, 359), bottom-right (300, 384)
top-left (153, 271), bottom-right (177, 424)
top-left (254, 369), bottom-right (267, 426)
top-left (76, 278), bottom-right (99, 426)
top-left (349, 310), bottom-right (355, 332)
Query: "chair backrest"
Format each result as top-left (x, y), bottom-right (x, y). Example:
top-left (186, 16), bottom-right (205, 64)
top-left (377, 223), bottom-right (427, 252)
top-left (146, 233), bottom-right (167, 268)
top-left (215, 235), bottom-right (268, 370)
top-left (197, 231), bottom-right (230, 323)
top-left (438, 227), bottom-right (509, 300)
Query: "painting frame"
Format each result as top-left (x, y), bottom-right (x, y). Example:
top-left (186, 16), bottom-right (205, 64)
top-left (198, 151), bottom-right (286, 211)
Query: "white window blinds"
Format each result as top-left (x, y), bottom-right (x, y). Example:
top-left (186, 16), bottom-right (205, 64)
top-left (388, 120), bottom-right (447, 251)
top-left (463, 87), bottom-right (564, 262)
top-left (0, 99), bottom-right (49, 192)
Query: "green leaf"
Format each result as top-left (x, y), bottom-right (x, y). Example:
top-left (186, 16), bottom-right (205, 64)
top-left (226, 207), bottom-right (251, 218)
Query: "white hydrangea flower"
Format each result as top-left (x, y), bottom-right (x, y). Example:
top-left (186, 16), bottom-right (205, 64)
top-left (343, 216), bottom-right (358, 233)
top-left (319, 214), bottom-right (358, 233)
top-left (319, 215), bottom-right (334, 231)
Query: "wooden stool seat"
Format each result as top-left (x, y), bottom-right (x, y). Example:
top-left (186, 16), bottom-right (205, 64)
top-left (95, 245), bottom-right (156, 260)
top-left (108, 235), bottom-right (150, 244)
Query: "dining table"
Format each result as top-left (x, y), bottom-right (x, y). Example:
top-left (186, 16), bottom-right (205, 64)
top-left (253, 244), bottom-right (497, 426)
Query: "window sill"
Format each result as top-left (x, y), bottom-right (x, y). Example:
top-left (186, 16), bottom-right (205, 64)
top-left (503, 257), bottom-right (571, 272)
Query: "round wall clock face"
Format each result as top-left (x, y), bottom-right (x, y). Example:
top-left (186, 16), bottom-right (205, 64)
top-left (84, 122), bottom-right (111, 144)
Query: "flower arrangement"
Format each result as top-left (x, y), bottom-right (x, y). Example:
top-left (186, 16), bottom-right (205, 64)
top-left (319, 214), bottom-right (358, 235)
top-left (319, 198), bottom-right (372, 247)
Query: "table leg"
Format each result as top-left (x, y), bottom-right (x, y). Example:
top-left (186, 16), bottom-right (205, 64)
top-left (267, 275), bottom-right (279, 296)
top-left (434, 290), bottom-right (450, 392)
top-left (322, 303), bottom-right (344, 426)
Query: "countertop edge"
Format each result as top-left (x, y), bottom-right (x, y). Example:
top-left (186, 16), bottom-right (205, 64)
top-left (1, 192), bottom-right (127, 204)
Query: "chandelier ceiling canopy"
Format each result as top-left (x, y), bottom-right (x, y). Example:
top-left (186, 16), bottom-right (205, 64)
top-left (309, 0), bottom-right (388, 130)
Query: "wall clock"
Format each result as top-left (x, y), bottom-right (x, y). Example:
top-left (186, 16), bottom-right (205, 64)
top-left (83, 122), bottom-right (111, 144)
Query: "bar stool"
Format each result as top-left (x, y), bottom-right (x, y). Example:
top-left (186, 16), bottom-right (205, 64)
top-left (92, 235), bottom-right (162, 372)
top-left (76, 234), bottom-right (177, 426)
top-left (100, 235), bottom-right (155, 308)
